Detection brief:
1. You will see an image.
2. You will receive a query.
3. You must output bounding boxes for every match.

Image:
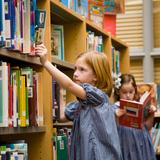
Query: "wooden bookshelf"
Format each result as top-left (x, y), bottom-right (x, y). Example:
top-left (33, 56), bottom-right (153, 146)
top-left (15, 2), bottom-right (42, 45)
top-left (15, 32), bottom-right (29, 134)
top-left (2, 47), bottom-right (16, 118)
top-left (50, 0), bottom-right (130, 158)
top-left (0, 127), bottom-right (46, 135)
top-left (0, 0), bottom-right (130, 160)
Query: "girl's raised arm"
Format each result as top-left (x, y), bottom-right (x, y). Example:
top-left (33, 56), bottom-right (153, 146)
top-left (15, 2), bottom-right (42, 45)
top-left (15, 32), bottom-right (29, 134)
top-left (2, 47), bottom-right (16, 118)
top-left (35, 44), bottom-right (86, 100)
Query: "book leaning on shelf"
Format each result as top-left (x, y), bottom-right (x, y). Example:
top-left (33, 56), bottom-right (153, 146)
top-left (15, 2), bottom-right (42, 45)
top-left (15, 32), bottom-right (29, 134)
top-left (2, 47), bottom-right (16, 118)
top-left (118, 91), bottom-right (152, 129)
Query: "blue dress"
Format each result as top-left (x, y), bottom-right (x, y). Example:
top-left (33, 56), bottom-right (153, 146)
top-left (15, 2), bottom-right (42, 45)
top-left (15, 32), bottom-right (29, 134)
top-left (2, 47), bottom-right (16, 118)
top-left (65, 83), bottom-right (123, 160)
top-left (114, 102), bottom-right (156, 160)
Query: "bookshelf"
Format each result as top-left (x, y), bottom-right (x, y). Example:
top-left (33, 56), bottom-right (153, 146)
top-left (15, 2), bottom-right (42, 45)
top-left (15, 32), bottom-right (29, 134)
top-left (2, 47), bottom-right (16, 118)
top-left (50, 0), bottom-right (129, 139)
top-left (0, 0), bottom-right (129, 160)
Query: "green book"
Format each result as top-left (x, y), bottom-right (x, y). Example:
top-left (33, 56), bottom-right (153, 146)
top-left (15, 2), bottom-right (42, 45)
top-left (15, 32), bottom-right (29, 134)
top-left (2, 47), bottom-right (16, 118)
top-left (56, 135), bottom-right (68, 160)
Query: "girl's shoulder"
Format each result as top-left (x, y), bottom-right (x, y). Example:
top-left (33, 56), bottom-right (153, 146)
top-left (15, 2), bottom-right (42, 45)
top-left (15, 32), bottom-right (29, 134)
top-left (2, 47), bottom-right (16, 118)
top-left (78, 83), bottom-right (109, 106)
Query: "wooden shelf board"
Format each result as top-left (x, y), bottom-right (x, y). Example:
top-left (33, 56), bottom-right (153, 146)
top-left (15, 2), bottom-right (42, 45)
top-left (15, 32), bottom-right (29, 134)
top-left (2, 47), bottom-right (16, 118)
top-left (50, 0), bottom-right (84, 23)
top-left (0, 48), bottom-right (41, 66)
top-left (53, 121), bottom-right (73, 127)
top-left (51, 57), bottom-right (74, 70)
top-left (111, 36), bottom-right (128, 49)
top-left (0, 127), bottom-right (46, 135)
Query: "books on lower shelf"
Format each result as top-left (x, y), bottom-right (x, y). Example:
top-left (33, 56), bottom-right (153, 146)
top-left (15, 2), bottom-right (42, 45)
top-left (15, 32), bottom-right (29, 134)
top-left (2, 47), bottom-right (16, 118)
top-left (0, 140), bottom-right (28, 159)
top-left (0, 61), bottom-right (44, 128)
top-left (119, 91), bottom-right (152, 129)
top-left (52, 128), bottom-right (71, 160)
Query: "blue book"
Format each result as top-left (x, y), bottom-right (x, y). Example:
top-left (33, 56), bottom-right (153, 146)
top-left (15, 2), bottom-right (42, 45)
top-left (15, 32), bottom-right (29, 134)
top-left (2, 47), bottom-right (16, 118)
top-left (0, 0), bottom-right (3, 32)
top-left (30, 0), bottom-right (37, 55)
top-left (61, 0), bottom-right (68, 7)
top-left (77, 0), bottom-right (88, 17)
top-left (0, 0), bottom-right (5, 46)
top-left (4, 0), bottom-right (15, 49)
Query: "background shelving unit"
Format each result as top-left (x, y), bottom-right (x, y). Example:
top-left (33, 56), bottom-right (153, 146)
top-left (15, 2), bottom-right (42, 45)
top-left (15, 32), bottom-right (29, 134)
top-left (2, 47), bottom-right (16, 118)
top-left (0, 0), bottom-right (130, 159)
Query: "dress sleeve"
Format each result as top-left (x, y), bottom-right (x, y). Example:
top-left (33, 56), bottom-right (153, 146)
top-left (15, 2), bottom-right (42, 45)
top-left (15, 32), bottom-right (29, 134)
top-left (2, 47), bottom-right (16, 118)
top-left (64, 101), bottom-right (79, 121)
top-left (77, 83), bottom-right (105, 107)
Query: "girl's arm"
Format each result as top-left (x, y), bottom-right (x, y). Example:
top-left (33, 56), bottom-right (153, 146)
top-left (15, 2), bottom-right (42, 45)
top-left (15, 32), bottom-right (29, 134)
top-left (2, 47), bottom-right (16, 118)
top-left (35, 44), bottom-right (86, 100)
top-left (144, 105), bottom-right (156, 131)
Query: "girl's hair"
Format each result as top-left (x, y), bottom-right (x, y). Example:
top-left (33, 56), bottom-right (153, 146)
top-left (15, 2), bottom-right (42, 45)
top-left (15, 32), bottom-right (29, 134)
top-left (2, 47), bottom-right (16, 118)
top-left (77, 51), bottom-right (113, 96)
top-left (114, 74), bottom-right (139, 101)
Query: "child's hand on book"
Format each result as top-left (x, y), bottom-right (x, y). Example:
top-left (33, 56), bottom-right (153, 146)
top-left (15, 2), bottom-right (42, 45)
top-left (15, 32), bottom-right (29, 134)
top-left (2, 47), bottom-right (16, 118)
top-left (149, 105), bottom-right (157, 113)
top-left (35, 43), bottom-right (48, 66)
top-left (115, 108), bottom-right (126, 117)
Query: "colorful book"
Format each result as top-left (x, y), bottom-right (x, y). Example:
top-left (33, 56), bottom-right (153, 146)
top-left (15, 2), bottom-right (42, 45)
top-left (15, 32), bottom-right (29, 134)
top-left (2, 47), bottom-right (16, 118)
top-left (119, 91), bottom-right (152, 129)
top-left (51, 24), bottom-right (64, 60)
top-left (35, 9), bottom-right (46, 44)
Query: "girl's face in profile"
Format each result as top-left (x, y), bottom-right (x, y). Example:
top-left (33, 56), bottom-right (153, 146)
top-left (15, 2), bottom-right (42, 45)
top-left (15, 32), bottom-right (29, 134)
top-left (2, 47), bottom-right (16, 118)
top-left (119, 82), bottom-right (135, 100)
top-left (73, 56), bottom-right (97, 85)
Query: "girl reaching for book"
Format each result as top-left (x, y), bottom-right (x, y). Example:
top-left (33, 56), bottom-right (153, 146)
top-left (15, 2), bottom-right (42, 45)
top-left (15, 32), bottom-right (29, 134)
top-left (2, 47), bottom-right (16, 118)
top-left (35, 43), bottom-right (123, 160)
top-left (113, 73), bottom-right (156, 160)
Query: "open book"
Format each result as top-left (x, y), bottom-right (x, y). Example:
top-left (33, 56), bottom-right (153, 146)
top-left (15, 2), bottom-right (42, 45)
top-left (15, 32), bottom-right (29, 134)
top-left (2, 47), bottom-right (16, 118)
top-left (119, 91), bottom-right (152, 129)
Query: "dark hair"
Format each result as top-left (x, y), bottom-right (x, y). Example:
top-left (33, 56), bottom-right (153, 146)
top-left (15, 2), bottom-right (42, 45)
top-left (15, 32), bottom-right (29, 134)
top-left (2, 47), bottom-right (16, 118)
top-left (114, 74), bottom-right (139, 101)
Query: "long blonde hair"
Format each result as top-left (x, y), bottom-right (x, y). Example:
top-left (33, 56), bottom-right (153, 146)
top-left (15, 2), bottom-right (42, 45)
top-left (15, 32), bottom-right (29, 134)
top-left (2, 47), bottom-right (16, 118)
top-left (77, 51), bottom-right (113, 96)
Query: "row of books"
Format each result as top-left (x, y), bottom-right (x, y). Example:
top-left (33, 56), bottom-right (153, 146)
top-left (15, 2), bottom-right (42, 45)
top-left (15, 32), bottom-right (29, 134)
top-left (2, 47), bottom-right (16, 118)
top-left (0, 0), bottom-right (46, 54)
top-left (52, 80), bottom-right (66, 122)
top-left (151, 123), bottom-right (160, 152)
top-left (59, 0), bottom-right (124, 33)
top-left (50, 24), bottom-right (105, 61)
top-left (0, 61), bottom-right (43, 127)
top-left (53, 128), bottom-right (71, 160)
top-left (60, 0), bottom-right (88, 18)
top-left (86, 30), bottom-right (103, 52)
top-left (0, 140), bottom-right (28, 160)
top-left (60, 0), bottom-right (124, 18)
top-left (112, 47), bottom-right (120, 75)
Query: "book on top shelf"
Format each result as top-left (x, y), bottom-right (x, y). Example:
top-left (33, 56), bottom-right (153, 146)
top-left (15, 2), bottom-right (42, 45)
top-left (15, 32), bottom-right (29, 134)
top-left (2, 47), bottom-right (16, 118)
top-left (119, 91), bottom-right (152, 129)
top-left (51, 24), bottom-right (64, 60)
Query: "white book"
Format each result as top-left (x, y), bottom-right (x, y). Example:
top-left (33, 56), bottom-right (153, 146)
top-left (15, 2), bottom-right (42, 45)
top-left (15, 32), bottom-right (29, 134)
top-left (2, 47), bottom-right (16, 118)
top-left (12, 71), bottom-right (18, 127)
top-left (22, 0), bottom-right (31, 53)
top-left (2, 62), bottom-right (8, 127)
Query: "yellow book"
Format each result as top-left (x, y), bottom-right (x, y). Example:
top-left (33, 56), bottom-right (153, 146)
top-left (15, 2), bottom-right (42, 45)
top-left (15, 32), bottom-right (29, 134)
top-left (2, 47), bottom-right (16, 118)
top-left (19, 75), bottom-right (26, 127)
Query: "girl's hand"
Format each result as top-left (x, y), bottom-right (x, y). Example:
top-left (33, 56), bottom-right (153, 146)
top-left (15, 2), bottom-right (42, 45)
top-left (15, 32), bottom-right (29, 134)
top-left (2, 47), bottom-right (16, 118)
top-left (115, 108), bottom-right (126, 117)
top-left (149, 104), bottom-right (157, 113)
top-left (35, 44), bottom-right (48, 66)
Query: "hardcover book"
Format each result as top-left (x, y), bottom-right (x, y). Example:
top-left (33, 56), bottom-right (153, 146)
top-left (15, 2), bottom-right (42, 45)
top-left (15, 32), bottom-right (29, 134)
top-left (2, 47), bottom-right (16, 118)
top-left (51, 24), bottom-right (64, 60)
top-left (119, 91), bottom-right (152, 129)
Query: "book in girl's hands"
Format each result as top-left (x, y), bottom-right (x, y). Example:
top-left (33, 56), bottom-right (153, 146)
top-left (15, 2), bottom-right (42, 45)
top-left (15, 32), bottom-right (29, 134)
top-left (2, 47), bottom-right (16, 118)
top-left (119, 91), bottom-right (152, 129)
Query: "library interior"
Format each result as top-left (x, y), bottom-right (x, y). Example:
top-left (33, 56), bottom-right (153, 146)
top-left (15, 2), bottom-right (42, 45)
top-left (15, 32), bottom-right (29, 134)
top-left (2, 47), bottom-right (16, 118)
top-left (0, 0), bottom-right (160, 159)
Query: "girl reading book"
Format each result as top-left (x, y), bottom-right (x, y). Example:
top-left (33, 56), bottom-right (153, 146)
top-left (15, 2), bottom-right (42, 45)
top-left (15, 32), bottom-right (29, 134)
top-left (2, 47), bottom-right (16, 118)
top-left (36, 44), bottom-right (123, 160)
top-left (113, 73), bottom-right (156, 160)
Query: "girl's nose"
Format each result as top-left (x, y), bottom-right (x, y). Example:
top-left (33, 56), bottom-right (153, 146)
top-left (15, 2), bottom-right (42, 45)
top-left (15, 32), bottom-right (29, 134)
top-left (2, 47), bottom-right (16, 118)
top-left (127, 93), bottom-right (130, 97)
top-left (73, 71), bottom-right (78, 78)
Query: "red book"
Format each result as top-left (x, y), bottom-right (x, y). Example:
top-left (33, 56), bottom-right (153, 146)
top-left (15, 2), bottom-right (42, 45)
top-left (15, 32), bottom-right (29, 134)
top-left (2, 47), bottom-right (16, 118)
top-left (119, 91), bottom-right (152, 129)
top-left (103, 13), bottom-right (116, 36)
